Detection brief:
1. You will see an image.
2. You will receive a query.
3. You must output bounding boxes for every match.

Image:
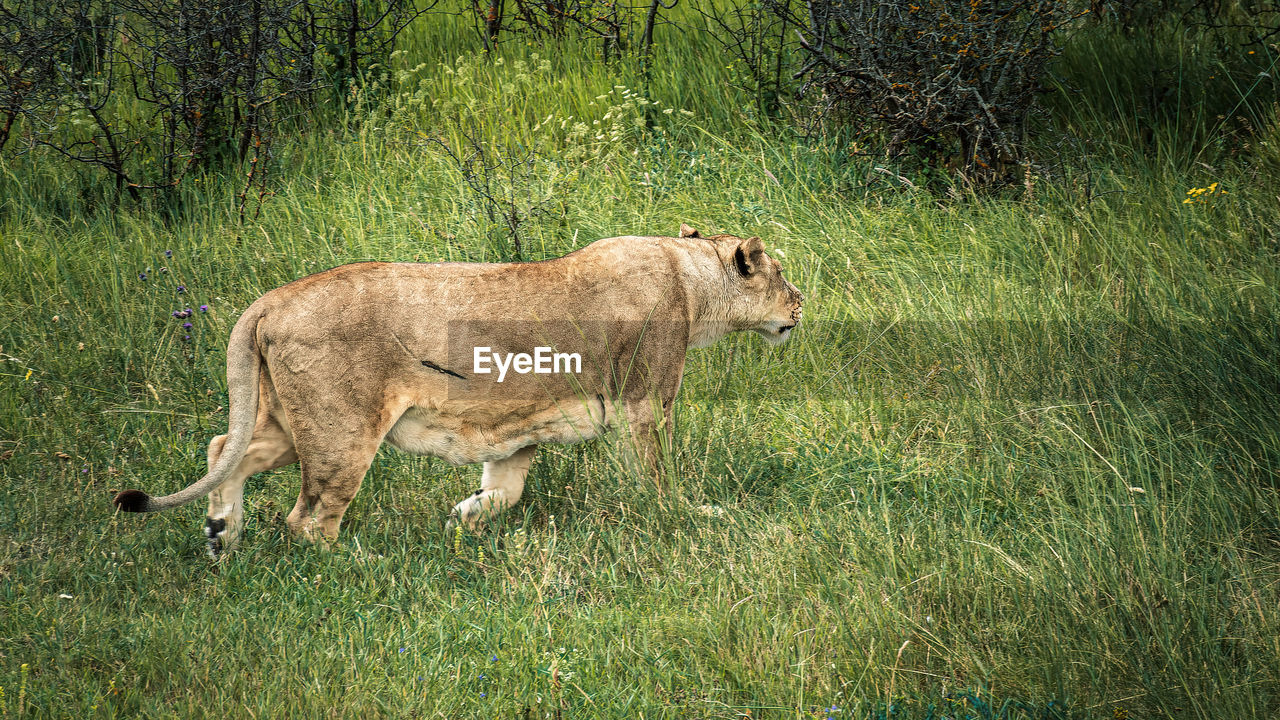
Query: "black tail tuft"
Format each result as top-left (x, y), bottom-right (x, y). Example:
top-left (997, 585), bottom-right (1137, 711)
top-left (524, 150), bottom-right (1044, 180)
top-left (113, 489), bottom-right (153, 513)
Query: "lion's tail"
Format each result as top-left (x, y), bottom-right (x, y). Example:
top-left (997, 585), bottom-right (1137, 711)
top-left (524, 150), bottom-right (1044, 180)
top-left (113, 311), bottom-right (264, 514)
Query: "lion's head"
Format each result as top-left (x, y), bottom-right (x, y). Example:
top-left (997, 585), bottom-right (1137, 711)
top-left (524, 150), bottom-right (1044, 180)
top-left (679, 224), bottom-right (804, 348)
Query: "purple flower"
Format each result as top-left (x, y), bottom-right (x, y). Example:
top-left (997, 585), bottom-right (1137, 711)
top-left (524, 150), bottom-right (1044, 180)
top-left (164, 249), bottom-right (173, 258)
top-left (171, 310), bottom-right (182, 318)
top-left (199, 305), bottom-right (209, 312)
top-left (182, 335), bottom-right (191, 341)
top-left (176, 285), bottom-right (186, 293)
top-left (399, 647), bottom-right (406, 653)
top-left (183, 322), bottom-right (192, 329)
top-left (139, 272), bottom-right (147, 280)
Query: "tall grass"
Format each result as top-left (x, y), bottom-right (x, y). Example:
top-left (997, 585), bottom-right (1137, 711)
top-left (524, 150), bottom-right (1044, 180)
top-left (0, 10), bottom-right (1277, 719)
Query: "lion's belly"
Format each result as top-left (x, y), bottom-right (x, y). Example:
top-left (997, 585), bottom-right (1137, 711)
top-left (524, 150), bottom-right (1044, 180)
top-left (383, 396), bottom-right (613, 465)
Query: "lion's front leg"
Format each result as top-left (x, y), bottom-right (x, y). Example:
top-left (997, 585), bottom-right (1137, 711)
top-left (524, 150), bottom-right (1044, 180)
top-left (448, 444), bottom-right (538, 532)
top-left (622, 397), bottom-right (673, 494)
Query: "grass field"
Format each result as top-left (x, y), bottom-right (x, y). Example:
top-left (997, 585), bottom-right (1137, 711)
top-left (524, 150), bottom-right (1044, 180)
top-left (1, 10), bottom-right (1278, 719)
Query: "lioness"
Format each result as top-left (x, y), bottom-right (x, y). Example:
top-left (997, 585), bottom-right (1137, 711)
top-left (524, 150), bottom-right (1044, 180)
top-left (113, 225), bottom-right (802, 555)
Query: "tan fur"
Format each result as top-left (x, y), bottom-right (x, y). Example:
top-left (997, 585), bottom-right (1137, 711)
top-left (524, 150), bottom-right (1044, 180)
top-left (113, 226), bottom-right (803, 554)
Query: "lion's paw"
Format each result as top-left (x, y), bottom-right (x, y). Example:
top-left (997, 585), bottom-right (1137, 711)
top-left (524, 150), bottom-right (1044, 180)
top-left (205, 516), bottom-right (242, 559)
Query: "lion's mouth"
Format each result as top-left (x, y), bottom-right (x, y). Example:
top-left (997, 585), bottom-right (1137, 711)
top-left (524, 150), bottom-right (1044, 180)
top-left (757, 322), bottom-right (796, 347)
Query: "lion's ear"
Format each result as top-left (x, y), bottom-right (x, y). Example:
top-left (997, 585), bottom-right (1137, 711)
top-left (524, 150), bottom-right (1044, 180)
top-left (734, 236), bottom-right (766, 277)
top-left (678, 223), bottom-right (701, 238)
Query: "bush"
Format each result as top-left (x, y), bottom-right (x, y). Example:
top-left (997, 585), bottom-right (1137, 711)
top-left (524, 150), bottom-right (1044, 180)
top-left (1100, 0), bottom-right (1280, 44)
top-left (782, 0), bottom-right (1079, 184)
top-left (695, 0), bottom-right (796, 117)
top-left (465, 0), bottom-right (678, 62)
top-left (0, 0), bottom-right (430, 201)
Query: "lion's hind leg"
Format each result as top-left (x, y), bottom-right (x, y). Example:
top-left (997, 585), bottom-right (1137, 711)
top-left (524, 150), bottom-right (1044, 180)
top-left (283, 416), bottom-right (400, 547)
top-left (204, 412), bottom-right (297, 558)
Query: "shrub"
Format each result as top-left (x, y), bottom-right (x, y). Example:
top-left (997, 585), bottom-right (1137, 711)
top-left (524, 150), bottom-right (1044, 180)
top-left (782, 0), bottom-right (1080, 184)
top-left (465, 0), bottom-right (679, 62)
top-left (0, 0), bottom-right (430, 201)
top-left (1099, 0), bottom-right (1280, 44)
top-left (695, 0), bottom-right (797, 117)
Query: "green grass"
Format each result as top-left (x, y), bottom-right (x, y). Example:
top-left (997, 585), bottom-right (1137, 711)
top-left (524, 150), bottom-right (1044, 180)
top-left (1, 11), bottom-right (1279, 719)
